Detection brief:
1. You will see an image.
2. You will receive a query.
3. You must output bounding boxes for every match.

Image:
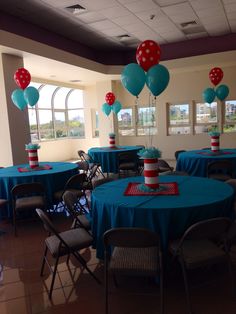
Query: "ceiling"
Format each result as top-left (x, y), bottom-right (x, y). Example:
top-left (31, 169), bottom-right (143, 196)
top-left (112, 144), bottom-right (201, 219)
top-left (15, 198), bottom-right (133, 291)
top-left (0, 0), bottom-right (236, 85)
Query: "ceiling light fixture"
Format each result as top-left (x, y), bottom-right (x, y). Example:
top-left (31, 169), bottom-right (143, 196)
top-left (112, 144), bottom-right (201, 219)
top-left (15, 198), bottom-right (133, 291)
top-left (65, 4), bottom-right (86, 15)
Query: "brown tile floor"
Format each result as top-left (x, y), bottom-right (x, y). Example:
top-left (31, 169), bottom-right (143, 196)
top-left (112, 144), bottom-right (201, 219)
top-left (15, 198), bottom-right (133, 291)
top-left (1, 215), bottom-right (236, 314)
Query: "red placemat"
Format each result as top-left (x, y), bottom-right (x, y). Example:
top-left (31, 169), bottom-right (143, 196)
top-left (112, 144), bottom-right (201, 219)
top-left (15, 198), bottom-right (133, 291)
top-left (124, 182), bottom-right (179, 196)
top-left (18, 164), bottom-right (52, 173)
top-left (196, 151), bottom-right (234, 156)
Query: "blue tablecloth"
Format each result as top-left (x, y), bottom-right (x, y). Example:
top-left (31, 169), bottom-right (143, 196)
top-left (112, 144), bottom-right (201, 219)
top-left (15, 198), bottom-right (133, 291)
top-left (0, 162), bottom-right (78, 218)
top-left (88, 146), bottom-right (142, 173)
top-left (176, 149), bottom-right (236, 177)
top-left (91, 175), bottom-right (234, 259)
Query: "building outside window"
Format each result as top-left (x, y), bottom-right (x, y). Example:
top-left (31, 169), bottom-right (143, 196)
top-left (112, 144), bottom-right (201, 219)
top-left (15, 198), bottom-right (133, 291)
top-left (137, 106), bottom-right (157, 136)
top-left (194, 102), bottom-right (218, 134)
top-left (28, 82), bottom-right (85, 142)
top-left (117, 108), bottom-right (135, 136)
top-left (224, 100), bottom-right (236, 133)
top-left (168, 103), bottom-right (190, 135)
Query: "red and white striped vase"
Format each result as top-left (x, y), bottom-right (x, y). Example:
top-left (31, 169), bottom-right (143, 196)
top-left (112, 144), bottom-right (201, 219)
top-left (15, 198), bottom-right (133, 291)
top-left (109, 134), bottom-right (116, 148)
top-left (26, 149), bottom-right (39, 169)
top-left (144, 158), bottom-right (159, 189)
top-left (211, 135), bottom-right (220, 152)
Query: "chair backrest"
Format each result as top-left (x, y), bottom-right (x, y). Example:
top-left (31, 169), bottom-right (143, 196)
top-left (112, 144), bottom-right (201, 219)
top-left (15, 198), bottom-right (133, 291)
top-left (225, 179), bottom-right (236, 194)
top-left (77, 161), bottom-right (89, 173)
top-left (179, 217), bottom-right (231, 244)
top-left (64, 173), bottom-right (87, 190)
top-left (174, 150), bottom-right (186, 160)
top-left (158, 159), bottom-right (173, 171)
top-left (103, 227), bottom-right (159, 248)
top-left (207, 160), bottom-right (233, 176)
top-left (78, 150), bottom-right (92, 163)
top-left (11, 182), bottom-right (45, 199)
top-left (118, 151), bottom-right (137, 164)
top-left (87, 164), bottom-right (99, 182)
top-left (36, 208), bottom-right (59, 234)
top-left (63, 190), bottom-right (82, 216)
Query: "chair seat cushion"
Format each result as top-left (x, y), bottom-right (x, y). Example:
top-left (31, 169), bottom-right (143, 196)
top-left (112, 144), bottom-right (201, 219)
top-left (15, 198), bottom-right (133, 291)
top-left (170, 239), bottom-right (227, 269)
top-left (109, 246), bottom-right (159, 275)
top-left (15, 196), bottom-right (45, 211)
top-left (72, 214), bottom-right (91, 230)
top-left (46, 227), bottom-right (93, 258)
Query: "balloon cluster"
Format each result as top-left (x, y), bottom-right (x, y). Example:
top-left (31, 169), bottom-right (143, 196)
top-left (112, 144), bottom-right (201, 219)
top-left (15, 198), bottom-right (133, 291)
top-left (121, 40), bottom-right (169, 97)
top-left (11, 68), bottom-right (39, 111)
top-left (202, 67), bottom-right (229, 104)
top-left (102, 92), bottom-right (122, 116)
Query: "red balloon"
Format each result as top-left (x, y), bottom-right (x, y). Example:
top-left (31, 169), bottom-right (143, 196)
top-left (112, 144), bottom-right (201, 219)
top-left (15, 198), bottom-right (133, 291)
top-left (105, 92), bottom-right (115, 106)
top-left (14, 68), bottom-right (31, 90)
top-left (209, 67), bottom-right (223, 86)
top-left (136, 40), bottom-right (161, 72)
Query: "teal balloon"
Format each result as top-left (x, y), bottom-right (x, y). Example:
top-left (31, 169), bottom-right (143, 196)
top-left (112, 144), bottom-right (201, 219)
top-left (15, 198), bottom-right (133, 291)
top-left (11, 89), bottom-right (27, 111)
top-left (112, 101), bottom-right (122, 115)
top-left (102, 103), bottom-right (111, 116)
top-left (202, 88), bottom-right (216, 104)
top-left (216, 84), bottom-right (229, 101)
top-left (146, 64), bottom-right (170, 96)
top-left (121, 63), bottom-right (146, 97)
top-left (24, 86), bottom-right (39, 107)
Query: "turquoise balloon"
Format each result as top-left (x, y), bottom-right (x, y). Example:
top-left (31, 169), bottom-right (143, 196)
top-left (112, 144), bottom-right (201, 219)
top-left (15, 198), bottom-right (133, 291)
top-left (146, 64), bottom-right (170, 97)
top-left (121, 63), bottom-right (146, 97)
top-left (24, 86), bottom-right (39, 107)
top-left (102, 103), bottom-right (111, 116)
top-left (112, 101), bottom-right (122, 115)
top-left (216, 84), bottom-right (229, 101)
top-left (11, 89), bottom-right (27, 111)
top-left (202, 87), bottom-right (216, 104)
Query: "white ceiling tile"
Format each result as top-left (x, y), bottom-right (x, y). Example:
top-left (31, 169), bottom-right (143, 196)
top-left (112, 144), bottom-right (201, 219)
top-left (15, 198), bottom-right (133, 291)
top-left (227, 12), bottom-right (236, 19)
top-left (124, 0), bottom-right (158, 13)
top-left (75, 11), bottom-right (105, 23)
top-left (76, 0), bottom-right (118, 10)
top-left (189, 0), bottom-right (222, 10)
top-left (195, 8), bottom-right (226, 18)
top-left (97, 5), bottom-right (130, 19)
top-left (122, 22), bottom-right (150, 32)
top-left (161, 2), bottom-right (197, 15)
top-left (113, 14), bottom-right (140, 26)
top-left (89, 19), bottom-right (118, 31)
top-left (117, 0), bottom-right (138, 4)
top-left (135, 8), bottom-right (164, 21)
top-left (225, 3), bottom-right (236, 11)
top-left (186, 32), bottom-right (208, 39)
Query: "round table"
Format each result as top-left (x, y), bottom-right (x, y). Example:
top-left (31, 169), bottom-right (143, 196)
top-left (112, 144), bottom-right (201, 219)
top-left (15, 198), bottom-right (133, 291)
top-left (88, 146), bottom-right (142, 174)
top-left (0, 162), bottom-right (78, 218)
top-left (176, 149), bottom-right (236, 177)
top-left (91, 175), bottom-right (234, 259)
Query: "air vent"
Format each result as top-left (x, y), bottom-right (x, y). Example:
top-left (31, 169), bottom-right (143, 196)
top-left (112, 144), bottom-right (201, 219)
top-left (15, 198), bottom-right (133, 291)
top-left (116, 34), bottom-right (131, 41)
top-left (180, 21), bottom-right (197, 28)
top-left (65, 4), bottom-right (86, 14)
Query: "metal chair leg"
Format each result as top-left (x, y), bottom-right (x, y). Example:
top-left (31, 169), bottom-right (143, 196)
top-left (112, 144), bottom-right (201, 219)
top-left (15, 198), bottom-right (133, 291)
top-left (180, 258), bottom-right (194, 314)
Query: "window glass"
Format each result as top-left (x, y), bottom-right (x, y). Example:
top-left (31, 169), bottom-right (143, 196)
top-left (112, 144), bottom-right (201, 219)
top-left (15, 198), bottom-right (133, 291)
top-left (196, 102), bottom-right (217, 123)
top-left (67, 89), bottom-right (84, 109)
top-left (225, 100), bottom-right (236, 122)
top-left (68, 110), bottom-right (85, 137)
top-left (137, 106), bottom-right (157, 136)
top-left (28, 108), bottom-right (39, 141)
top-left (37, 85), bottom-right (56, 109)
top-left (117, 108), bottom-right (135, 136)
top-left (53, 87), bottom-right (69, 109)
top-left (54, 112), bottom-right (67, 138)
top-left (169, 104), bottom-right (189, 125)
top-left (38, 110), bottom-right (54, 140)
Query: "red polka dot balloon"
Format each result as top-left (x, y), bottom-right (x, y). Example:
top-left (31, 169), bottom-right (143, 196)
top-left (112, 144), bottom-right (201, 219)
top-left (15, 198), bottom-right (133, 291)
top-left (105, 92), bottom-right (115, 106)
top-left (14, 68), bottom-right (31, 90)
top-left (136, 40), bottom-right (161, 72)
top-left (209, 67), bottom-right (223, 86)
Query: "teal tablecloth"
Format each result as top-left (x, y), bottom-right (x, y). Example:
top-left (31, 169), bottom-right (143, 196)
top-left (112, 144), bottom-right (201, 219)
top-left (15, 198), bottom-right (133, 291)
top-left (0, 162), bottom-right (78, 218)
top-left (88, 146), bottom-right (142, 173)
top-left (91, 175), bottom-right (234, 259)
top-left (176, 149), bottom-right (236, 177)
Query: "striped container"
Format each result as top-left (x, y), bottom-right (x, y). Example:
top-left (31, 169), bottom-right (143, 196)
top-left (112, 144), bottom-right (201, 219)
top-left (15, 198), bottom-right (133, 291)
top-left (211, 135), bottom-right (220, 152)
top-left (144, 158), bottom-right (159, 189)
top-left (27, 149), bottom-right (39, 169)
top-left (109, 134), bottom-right (116, 148)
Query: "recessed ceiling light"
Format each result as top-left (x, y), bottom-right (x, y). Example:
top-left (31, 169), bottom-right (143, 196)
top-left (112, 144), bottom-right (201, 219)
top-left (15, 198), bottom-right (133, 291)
top-left (69, 79), bottom-right (81, 82)
top-left (65, 4), bottom-right (86, 15)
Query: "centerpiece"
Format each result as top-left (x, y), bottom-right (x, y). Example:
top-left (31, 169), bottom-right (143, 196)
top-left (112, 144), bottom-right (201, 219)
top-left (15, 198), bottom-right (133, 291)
top-left (25, 143), bottom-right (40, 169)
top-left (137, 147), bottom-right (162, 191)
top-left (109, 132), bottom-right (116, 149)
top-left (208, 131), bottom-right (220, 152)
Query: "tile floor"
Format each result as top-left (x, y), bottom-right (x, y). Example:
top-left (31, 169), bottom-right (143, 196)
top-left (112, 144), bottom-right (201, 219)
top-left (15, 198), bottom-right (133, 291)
top-left (0, 214), bottom-right (236, 314)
